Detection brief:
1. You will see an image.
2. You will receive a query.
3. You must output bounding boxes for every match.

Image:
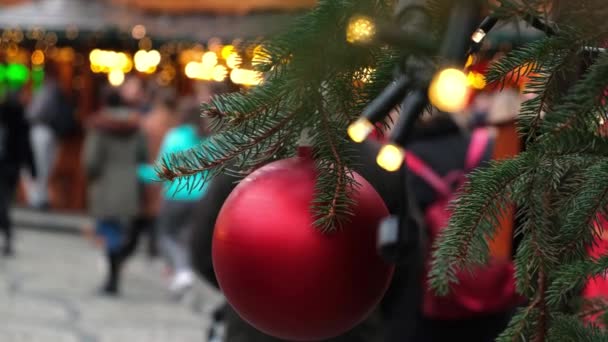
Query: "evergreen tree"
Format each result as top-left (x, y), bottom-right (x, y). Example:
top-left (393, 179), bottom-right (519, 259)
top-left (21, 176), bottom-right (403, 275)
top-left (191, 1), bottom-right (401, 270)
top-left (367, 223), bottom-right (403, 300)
top-left (160, 0), bottom-right (608, 340)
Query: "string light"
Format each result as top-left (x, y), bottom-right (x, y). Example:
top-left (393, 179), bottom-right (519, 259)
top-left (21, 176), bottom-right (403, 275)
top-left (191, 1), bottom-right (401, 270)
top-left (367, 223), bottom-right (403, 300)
top-left (428, 68), bottom-right (470, 113)
top-left (376, 144), bottom-right (405, 172)
top-left (108, 69), bottom-right (125, 87)
top-left (347, 118), bottom-right (375, 143)
top-left (346, 15), bottom-right (376, 44)
top-left (471, 29), bottom-right (486, 44)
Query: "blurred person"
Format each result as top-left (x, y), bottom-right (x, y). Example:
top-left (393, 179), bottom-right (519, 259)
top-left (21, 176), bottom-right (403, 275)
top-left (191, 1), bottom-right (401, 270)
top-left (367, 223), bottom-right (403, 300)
top-left (137, 87), bottom-right (179, 258)
top-left (0, 87), bottom-right (36, 256)
top-left (82, 87), bottom-right (147, 295)
top-left (138, 96), bottom-right (209, 297)
top-left (25, 63), bottom-right (76, 210)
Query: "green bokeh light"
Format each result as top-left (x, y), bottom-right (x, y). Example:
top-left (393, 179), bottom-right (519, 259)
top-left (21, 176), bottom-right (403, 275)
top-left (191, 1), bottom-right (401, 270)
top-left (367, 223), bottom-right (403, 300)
top-left (6, 63), bottom-right (29, 85)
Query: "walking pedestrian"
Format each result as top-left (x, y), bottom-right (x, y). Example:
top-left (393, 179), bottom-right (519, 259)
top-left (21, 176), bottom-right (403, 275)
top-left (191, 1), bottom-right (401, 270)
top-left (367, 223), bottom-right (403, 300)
top-left (82, 87), bottom-right (147, 295)
top-left (138, 97), bottom-right (208, 297)
top-left (0, 87), bottom-right (36, 256)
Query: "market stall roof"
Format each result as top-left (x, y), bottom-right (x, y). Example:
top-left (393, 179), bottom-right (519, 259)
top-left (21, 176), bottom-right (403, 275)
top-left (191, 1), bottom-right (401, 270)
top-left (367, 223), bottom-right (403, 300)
top-left (0, 0), bottom-right (303, 42)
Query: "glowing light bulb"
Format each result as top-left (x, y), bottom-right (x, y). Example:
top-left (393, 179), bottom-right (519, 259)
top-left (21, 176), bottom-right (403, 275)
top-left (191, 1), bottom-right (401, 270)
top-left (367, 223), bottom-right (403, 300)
top-left (428, 68), bottom-right (470, 113)
top-left (471, 28), bottom-right (486, 43)
top-left (108, 69), bottom-right (125, 87)
top-left (347, 118), bottom-right (374, 143)
top-left (31, 50), bottom-right (44, 65)
top-left (376, 144), bottom-right (405, 172)
top-left (346, 15), bottom-right (376, 44)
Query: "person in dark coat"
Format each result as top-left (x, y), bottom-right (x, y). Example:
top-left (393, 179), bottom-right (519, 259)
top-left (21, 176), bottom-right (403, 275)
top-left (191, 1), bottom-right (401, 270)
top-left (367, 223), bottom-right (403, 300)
top-left (82, 88), bottom-right (147, 295)
top-left (0, 88), bottom-right (36, 256)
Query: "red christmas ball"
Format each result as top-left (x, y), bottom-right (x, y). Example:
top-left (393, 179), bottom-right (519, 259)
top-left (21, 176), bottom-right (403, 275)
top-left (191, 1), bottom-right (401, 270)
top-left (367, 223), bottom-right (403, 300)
top-left (212, 149), bottom-right (394, 341)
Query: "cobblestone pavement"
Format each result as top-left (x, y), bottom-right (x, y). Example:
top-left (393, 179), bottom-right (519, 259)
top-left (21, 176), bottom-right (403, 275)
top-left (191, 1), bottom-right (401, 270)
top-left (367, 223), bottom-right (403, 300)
top-left (0, 229), bottom-right (223, 342)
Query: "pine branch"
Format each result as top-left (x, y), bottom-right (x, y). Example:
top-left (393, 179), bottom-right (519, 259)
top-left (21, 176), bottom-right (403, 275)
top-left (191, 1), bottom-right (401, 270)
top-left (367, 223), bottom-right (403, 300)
top-left (429, 154), bottom-right (529, 295)
top-left (547, 256), bottom-right (608, 309)
top-left (548, 314), bottom-right (608, 342)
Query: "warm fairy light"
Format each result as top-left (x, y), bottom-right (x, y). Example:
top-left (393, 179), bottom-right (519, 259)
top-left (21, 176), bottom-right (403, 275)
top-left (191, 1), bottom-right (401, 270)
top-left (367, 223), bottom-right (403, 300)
top-left (90, 49), bottom-right (133, 74)
top-left (134, 49), bottom-right (161, 73)
top-left (108, 69), bottom-right (125, 87)
top-left (346, 15), bottom-right (376, 44)
top-left (471, 28), bottom-right (486, 43)
top-left (202, 51), bottom-right (218, 68)
top-left (226, 52), bottom-right (242, 69)
top-left (376, 144), bottom-right (405, 172)
top-left (230, 68), bottom-right (263, 86)
top-left (212, 65), bottom-right (228, 82)
top-left (185, 61), bottom-right (203, 79)
top-left (348, 118), bottom-right (375, 143)
top-left (467, 71), bottom-right (486, 90)
top-left (131, 24), bottom-right (146, 40)
top-left (221, 45), bottom-right (235, 60)
top-left (116, 52), bottom-right (133, 73)
top-left (31, 50), bottom-right (44, 65)
top-left (428, 68), bottom-right (470, 113)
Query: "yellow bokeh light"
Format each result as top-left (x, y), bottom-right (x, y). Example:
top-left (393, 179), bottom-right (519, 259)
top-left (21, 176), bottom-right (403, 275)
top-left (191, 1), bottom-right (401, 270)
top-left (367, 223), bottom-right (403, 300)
top-left (91, 64), bottom-right (103, 73)
top-left (376, 144), bottom-right (405, 172)
top-left (117, 52), bottom-right (133, 73)
top-left (108, 69), bottom-right (125, 87)
top-left (212, 65), bottom-right (228, 82)
top-left (346, 15), bottom-right (376, 44)
top-left (428, 68), bottom-right (470, 113)
top-left (31, 49), bottom-right (45, 65)
top-left (230, 68), bottom-right (263, 86)
top-left (221, 45), bottom-right (235, 60)
top-left (347, 118), bottom-right (374, 143)
top-left (89, 49), bottom-right (101, 64)
top-left (202, 51), bottom-right (218, 68)
top-left (185, 61), bottom-right (203, 79)
top-left (226, 52), bottom-right (242, 69)
top-left (148, 50), bottom-right (161, 66)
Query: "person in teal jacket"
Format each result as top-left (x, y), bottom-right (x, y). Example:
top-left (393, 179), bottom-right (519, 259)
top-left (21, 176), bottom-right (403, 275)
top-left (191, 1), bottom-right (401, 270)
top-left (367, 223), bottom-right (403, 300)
top-left (138, 97), bottom-right (208, 296)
